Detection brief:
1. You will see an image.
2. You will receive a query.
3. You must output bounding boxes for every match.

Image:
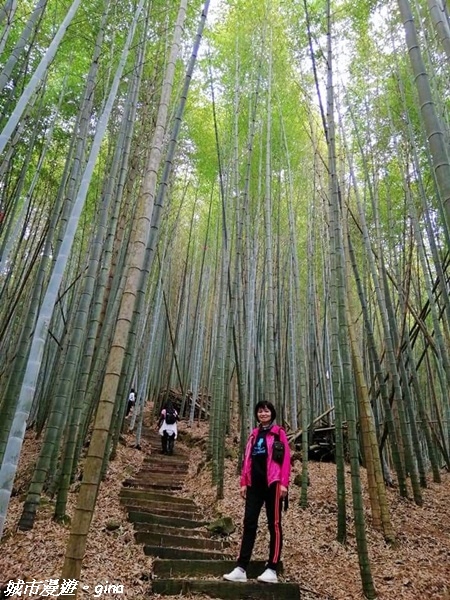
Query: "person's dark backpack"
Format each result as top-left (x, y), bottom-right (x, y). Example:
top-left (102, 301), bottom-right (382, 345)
top-left (165, 408), bottom-right (177, 425)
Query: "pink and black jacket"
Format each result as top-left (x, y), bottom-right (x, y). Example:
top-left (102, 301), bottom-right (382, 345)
top-left (240, 424), bottom-right (291, 489)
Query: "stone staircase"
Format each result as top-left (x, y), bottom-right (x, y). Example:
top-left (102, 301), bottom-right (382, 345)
top-left (121, 429), bottom-right (301, 599)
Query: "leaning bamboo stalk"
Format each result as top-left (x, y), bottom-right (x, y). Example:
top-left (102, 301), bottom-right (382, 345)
top-left (426, 0), bottom-right (450, 74)
top-left (0, 0), bottom-right (48, 95)
top-left (324, 1), bottom-right (375, 595)
top-left (263, 29), bottom-right (277, 409)
top-left (0, 0), bottom-right (81, 156)
top-left (0, 0), bottom-right (135, 540)
top-left (60, 0), bottom-right (188, 586)
top-left (345, 276), bottom-right (396, 543)
top-left (397, 0), bottom-right (450, 228)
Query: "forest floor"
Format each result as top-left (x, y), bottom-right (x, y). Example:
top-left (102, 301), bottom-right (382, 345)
top-left (1, 415), bottom-right (449, 600)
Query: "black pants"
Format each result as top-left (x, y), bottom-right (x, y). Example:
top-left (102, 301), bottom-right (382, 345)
top-left (161, 431), bottom-right (175, 454)
top-left (237, 482), bottom-right (283, 571)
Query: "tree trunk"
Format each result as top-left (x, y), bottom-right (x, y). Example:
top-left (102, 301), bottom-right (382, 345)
top-left (60, 0), bottom-right (187, 586)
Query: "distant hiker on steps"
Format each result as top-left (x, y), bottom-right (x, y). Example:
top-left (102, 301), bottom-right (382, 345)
top-left (126, 387), bottom-right (136, 416)
top-left (223, 400), bottom-right (291, 584)
top-left (157, 400), bottom-right (179, 455)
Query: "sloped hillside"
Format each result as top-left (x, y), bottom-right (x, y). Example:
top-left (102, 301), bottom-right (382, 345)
top-left (1, 419), bottom-right (449, 600)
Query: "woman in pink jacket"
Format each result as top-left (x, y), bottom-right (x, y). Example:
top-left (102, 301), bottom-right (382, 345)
top-left (223, 400), bottom-right (291, 584)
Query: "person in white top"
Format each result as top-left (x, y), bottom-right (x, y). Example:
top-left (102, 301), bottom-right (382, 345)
top-left (126, 388), bottom-right (136, 416)
top-left (157, 400), bottom-right (179, 454)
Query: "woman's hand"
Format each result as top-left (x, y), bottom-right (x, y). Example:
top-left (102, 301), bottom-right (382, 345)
top-left (240, 486), bottom-right (247, 499)
top-left (280, 485), bottom-right (288, 498)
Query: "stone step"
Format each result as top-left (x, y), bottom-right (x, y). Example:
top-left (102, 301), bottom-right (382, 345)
top-left (124, 499), bottom-right (202, 515)
top-left (144, 457), bottom-right (188, 467)
top-left (138, 464), bottom-right (189, 474)
top-left (151, 579), bottom-right (301, 599)
top-left (138, 468), bottom-right (189, 478)
top-left (144, 545), bottom-right (228, 560)
top-left (143, 462), bottom-right (188, 472)
top-left (119, 489), bottom-right (194, 506)
top-left (128, 510), bottom-right (209, 529)
top-left (129, 475), bottom-right (186, 486)
top-left (152, 559), bottom-right (284, 579)
top-left (123, 479), bottom-right (183, 491)
top-left (134, 522), bottom-right (213, 539)
top-left (141, 464), bottom-right (188, 474)
top-left (147, 446), bottom-right (185, 454)
top-left (128, 471), bottom-right (186, 487)
top-left (133, 470), bottom-right (186, 480)
top-left (139, 469), bottom-right (187, 479)
top-left (144, 452), bottom-right (188, 461)
top-left (126, 499), bottom-right (204, 521)
top-left (135, 530), bottom-right (229, 551)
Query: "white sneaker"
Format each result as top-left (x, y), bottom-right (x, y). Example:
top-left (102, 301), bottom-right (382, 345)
top-left (257, 568), bottom-right (278, 583)
top-left (223, 566), bottom-right (247, 582)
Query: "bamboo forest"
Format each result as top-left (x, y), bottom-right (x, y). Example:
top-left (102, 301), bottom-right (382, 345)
top-left (0, 0), bottom-right (449, 598)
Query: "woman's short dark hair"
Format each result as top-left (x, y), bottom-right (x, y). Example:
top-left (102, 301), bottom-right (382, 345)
top-left (254, 400), bottom-right (276, 422)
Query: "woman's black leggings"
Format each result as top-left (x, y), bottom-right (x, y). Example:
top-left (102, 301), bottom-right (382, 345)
top-left (237, 482), bottom-right (283, 571)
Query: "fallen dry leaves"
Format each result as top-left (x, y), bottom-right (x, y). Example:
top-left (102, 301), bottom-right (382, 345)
top-left (1, 418), bottom-right (449, 600)
top-left (181, 422), bottom-right (450, 600)
top-left (0, 430), bottom-right (153, 599)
